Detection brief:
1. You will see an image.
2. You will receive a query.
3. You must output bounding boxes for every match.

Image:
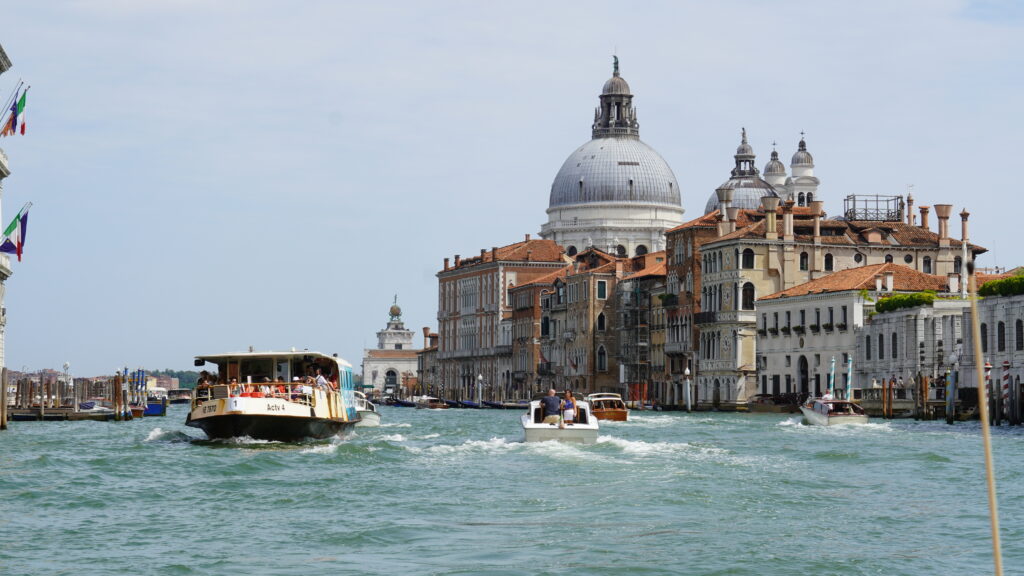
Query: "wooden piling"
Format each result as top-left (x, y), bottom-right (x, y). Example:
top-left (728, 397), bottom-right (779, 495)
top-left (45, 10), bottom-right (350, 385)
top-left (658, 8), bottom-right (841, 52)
top-left (1, 367), bottom-right (7, 430)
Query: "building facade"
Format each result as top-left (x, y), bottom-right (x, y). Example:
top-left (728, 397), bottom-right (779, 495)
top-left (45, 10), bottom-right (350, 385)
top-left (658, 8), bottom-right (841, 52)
top-left (361, 300), bottom-right (421, 396)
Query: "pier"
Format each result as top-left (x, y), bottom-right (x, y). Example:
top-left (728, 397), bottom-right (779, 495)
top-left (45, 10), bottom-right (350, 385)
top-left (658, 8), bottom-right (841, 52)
top-left (4, 372), bottom-right (141, 422)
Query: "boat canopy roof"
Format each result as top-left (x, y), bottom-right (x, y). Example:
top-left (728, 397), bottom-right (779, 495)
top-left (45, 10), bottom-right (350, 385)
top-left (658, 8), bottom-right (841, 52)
top-left (195, 350), bottom-right (352, 369)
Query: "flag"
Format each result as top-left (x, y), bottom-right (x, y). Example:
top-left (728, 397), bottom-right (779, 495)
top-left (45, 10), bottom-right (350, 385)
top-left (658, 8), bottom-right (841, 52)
top-left (0, 203), bottom-right (32, 261)
top-left (15, 89), bottom-right (26, 135)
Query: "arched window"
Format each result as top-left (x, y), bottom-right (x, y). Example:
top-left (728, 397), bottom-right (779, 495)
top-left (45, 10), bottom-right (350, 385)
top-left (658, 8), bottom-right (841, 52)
top-left (878, 334), bottom-right (885, 359)
top-left (742, 248), bottom-right (754, 269)
top-left (885, 254), bottom-right (893, 263)
top-left (566, 246), bottom-right (578, 256)
top-left (635, 245), bottom-right (648, 256)
top-left (998, 321), bottom-right (1006, 352)
top-left (806, 192), bottom-right (814, 204)
top-left (981, 323), bottom-right (988, 353)
top-left (385, 370), bottom-right (398, 390)
top-left (597, 313), bottom-right (606, 332)
top-left (742, 282), bottom-right (755, 310)
top-left (1017, 319), bottom-right (1023, 351)
top-left (891, 332), bottom-right (898, 359)
top-left (616, 245), bottom-right (627, 257)
top-left (798, 192), bottom-right (806, 206)
top-left (800, 252), bottom-right (809, 271)
top-left (597, 346), bottom-right (608, 371)
top-left (865, 335), bottom-right (872, 360)
top-left (824, 253), bottom-right (834, 271)
top-left (923, 256), bottom-right (932, 274)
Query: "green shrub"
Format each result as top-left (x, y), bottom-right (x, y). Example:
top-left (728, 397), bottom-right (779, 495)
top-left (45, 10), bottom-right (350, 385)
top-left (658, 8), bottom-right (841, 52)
top-left (874, 291), bottom-right (937, 314)
top-left (978, 275), bottom-right (1024, 297)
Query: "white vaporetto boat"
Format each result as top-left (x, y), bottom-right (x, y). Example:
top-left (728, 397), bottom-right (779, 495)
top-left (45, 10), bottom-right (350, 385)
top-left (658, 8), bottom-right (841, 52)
top-left (521, 397), bottom-right (599, 444)
top-left (353, 390), bottom-right (381, 427)
top-left (799, 397), bottom-right (869, 426)
top-left (186, 350), bottom-right (360, 441)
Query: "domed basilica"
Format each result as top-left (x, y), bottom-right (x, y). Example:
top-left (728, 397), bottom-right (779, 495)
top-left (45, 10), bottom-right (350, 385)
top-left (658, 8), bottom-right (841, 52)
top-left (540, 58), bottom-right (684, 257)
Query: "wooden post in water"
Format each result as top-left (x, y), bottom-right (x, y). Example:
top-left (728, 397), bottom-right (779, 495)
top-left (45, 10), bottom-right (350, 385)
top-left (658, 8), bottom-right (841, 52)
top-left (1, 368), bottom-right (7, 430)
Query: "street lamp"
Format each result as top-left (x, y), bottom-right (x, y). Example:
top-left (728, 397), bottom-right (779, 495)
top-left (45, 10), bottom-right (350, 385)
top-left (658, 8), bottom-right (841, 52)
top-left (684, 367), bottom-right (692, 412)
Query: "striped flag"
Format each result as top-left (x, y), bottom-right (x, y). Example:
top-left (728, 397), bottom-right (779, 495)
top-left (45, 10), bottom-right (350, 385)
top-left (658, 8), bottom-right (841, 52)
top-left (0, 203), bottom-right (32, 261)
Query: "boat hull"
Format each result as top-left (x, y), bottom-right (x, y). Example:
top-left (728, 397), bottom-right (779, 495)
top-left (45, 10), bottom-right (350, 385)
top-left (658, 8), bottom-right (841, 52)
top-left (799, 404), bottom-right (869, 426)
top-left (591, 408), bottom-right (628, 421)
top-left (187, 413), bottom-right (355, 441)
top-left (355, 410), bottom-right (381, 427)
top-left (521, 418), bottom-right (599, 444)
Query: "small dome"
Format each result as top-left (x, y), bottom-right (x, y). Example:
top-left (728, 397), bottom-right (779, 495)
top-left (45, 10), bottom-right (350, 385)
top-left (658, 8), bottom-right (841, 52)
top-left (389, 304), bottom-right (401, 318)
top-left (602, 75), bottom-right (631, 95)
top-left (791, 137), bottom-right (814, 166)
top-left (735, 127), bottom-right (754, 157)
top-left (704, 176), bottom-right (778, 214)
top-left (764, 150), bottom-right (786, 175)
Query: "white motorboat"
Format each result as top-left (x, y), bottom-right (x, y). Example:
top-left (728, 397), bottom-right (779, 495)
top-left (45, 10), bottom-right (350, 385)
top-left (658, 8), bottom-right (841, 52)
top-left (521, 397), bottom-right (599, 444)
top-left (354, 390), bottom-right (381, 427)
top-left (187, 350), bottom-right (360, 441)
top-left (799, 398), bottom-right (869, 426)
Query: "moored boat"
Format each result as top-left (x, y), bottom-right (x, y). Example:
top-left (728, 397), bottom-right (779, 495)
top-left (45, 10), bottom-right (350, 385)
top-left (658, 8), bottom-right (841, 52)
top-left (354, 391), bottom-right (381, 427)
top-left (186, 350), bottom-right (360, 441)
top-left (585, 393), bottom-right (629, 421)
top-left (521, 395), bottom-right (599, 444)
top-left (799, 397), bottom-right (869, 426)
top-left (168, 389), bottom-right (192, 404)
top-left (144, 387), bottom-right (169, 416)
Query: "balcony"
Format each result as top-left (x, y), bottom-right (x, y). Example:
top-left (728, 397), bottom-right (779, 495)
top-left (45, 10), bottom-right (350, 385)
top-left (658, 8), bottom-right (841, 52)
top-left (694, 311), bottom-right (717, 325)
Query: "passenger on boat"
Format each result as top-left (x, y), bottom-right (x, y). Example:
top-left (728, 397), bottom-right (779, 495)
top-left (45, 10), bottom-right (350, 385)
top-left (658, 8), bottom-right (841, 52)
top-left (562, 390), bottom-right (576, 427)
top-left (541, 389), bottom-right (563, 425)
top-left (821, 389), bottom-right (834, 401)
top-left (314, 368), bottom-right (330, 390)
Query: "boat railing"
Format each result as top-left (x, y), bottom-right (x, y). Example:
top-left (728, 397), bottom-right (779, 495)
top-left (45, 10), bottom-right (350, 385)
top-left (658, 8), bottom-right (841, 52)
top-left (193, 384), bottom-right (321, 408)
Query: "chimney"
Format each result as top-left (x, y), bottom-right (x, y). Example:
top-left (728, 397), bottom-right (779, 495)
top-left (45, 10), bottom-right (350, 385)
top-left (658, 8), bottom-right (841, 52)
top-left (422, 326), bottom-right (431, 347)
top-left (525, 250), bottom-right (532, 261)
top-left (454, 254), bottom-right (461, 267)
top-left (810, 200), bottom-right (824, 240)
top-left (525, 233), bottom-right (531, 242)
top-left (492, 246), bottom-right (498, 260)
top-left (480, 249), bottom-right (486, 259)
top-left (726, 207), bottom-right (740, 233)
top-left (960, 209), bottom-right (970, 241)
top-left (716, 187), bottom-right (734, 237)
top-left (934, 204), bottom-right (952, 246)
top-left (884, 271), bottom-right (894, 292)
top-left (782, 199), bottom-right (795, 239)
top-left (762, 195), bottom-right (780, 239)
top-left (947, 273), bottom-right (960, 294)
top-left (875, 274), bottom-right (883, 293)
top-left (907, 194), bottom-right (915, 225)
top-left (919, 206), bottom-right (930, 230)
top-left (444, 257), bottom-right (450, 271)
top-left (615, 260), bottom-right (624, 278)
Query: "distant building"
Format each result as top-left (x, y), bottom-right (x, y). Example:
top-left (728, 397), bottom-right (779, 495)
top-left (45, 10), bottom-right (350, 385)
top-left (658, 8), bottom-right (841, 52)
top-left (362, 299), bottom-right (421, 396)
top-left (0, 42), bottom-right (12, 381)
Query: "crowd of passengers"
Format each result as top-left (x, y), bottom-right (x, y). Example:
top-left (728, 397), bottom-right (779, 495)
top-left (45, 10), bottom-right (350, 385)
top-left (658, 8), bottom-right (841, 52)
top-left (195, 368), bottom-right (338, 399)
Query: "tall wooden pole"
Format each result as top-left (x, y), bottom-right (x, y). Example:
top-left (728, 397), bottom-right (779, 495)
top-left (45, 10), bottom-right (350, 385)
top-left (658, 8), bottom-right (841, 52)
top-left (1, 367), bottom-right (7, 430)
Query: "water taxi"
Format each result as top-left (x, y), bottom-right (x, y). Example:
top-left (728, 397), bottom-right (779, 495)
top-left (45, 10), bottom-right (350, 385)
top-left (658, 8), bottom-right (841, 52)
top-left (799, 397), bottom-right (869, 426)
top-left (186, 350), bottom-right (359, 441)
top-left (144, 387), bottom-right (168, 416)
top-left (521, 396), bottom-right (599, 444)
top-left (585, 392), bottom-right (629, 421)
top-left (414, 395), bottom-right (449, 409)
top-left (354, 390), bottom-right (381, 427)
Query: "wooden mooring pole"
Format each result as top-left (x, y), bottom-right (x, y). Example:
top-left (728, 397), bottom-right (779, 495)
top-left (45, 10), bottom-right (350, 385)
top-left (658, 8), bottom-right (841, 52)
top-left (1, 367), bottom-right (7, 430)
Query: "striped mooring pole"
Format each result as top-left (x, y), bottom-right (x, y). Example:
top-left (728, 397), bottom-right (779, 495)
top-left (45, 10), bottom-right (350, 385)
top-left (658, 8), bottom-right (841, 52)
top-left (1003, 361), bottom-right (1011, 423)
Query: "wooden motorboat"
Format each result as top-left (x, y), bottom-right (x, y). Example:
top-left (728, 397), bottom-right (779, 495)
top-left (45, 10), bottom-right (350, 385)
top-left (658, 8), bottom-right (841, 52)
top-left (186, 350), bottom-right (360, 441)
top-left (521, 396), bottom-right (599, 444)
top-left (799, 398), bottom-right (869, 426)
top-left (585, 393), bottom-right (629, 421)
top-left (354, 391), bottom-right (381, 427)
top-left (747, 393), bottom-right (800, 414)
top-left (413, 395), bottom-right (449, 409)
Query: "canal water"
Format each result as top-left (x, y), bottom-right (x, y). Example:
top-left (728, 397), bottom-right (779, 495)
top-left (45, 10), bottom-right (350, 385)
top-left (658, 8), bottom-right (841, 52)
top-left (1, 405), bottom-right (1022, 575)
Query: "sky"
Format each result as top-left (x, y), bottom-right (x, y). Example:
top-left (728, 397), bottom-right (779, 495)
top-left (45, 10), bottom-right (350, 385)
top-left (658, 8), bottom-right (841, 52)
top-left (0, 0), bottom-right (1022, 376)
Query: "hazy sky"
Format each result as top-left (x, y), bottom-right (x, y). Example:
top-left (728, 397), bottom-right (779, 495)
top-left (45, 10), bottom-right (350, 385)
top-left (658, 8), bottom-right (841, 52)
top-left (1, 0), bottom-right (1021, 375)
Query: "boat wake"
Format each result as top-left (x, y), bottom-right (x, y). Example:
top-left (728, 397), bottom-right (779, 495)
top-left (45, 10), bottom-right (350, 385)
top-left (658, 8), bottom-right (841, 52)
top-left (144, 427), bottom-right (196, 443)
top-left (405, 437), bottom-right (517, 456)
top-left (619, 414), bottom-right (677, 427)
top-left (596, 435), bottom-right (694, 456)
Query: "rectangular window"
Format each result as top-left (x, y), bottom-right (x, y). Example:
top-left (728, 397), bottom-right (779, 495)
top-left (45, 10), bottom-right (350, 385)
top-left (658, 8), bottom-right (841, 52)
top-left (841, 305), bottom-right (848, 325)
top-left (761, 313), bottom-right (767, 330)
top-left (785, 311), bottom-right (791, 328)
top-left (773, 312), bottom-right (779, 329)
top-left (597, 280), bottom-right (607, 300)
top-left (799, 310), bottom-right (806, 326)
top-left (828, 307), bottom-right (835, 325)
top-left (815, 308), bottom-right (821, 326)
top-left (785, 355), bottom-right (791, 367)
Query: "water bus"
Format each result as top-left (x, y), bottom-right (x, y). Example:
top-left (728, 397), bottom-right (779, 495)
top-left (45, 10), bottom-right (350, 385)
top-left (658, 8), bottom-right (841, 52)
top-left (186, 350), bottom-right (359, 441)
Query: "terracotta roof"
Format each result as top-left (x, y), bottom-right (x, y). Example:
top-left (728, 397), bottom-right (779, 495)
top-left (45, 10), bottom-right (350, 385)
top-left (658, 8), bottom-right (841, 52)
top-left (514, 265), bottom-right (572, 288)
top-left (365, 349), bottom-right (420, 359)
top-left (977, 272), bottom-right (1014, 286)
top-left (759, 263), bottom-right (949, 300)
top-left (448, 237), bottom-right (565, 270)
top-left (623, 260), bottom-right (666, 280)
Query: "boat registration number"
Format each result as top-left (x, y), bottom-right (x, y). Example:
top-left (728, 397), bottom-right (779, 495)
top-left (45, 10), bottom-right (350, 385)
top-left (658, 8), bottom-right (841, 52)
top-left (202, 404), bottom-right (218, 414)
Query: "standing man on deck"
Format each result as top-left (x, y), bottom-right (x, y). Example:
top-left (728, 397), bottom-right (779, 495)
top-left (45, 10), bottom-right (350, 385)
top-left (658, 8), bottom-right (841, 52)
top-left (541, 389), bottom-right (563, 425)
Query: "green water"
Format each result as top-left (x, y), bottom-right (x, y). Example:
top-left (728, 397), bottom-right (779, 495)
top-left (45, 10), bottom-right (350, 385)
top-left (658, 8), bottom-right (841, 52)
top-left (1, 405), bottom-right (1021, 575)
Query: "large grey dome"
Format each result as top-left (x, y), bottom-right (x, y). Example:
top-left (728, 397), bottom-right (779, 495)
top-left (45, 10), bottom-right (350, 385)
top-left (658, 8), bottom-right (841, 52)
top-left (549, 137), bottom-right (681, 208)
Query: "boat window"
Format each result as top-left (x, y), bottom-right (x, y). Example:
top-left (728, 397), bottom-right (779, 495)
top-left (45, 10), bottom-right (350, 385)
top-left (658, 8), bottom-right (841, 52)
top-left (240, 358), bottom-right (274, 382)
